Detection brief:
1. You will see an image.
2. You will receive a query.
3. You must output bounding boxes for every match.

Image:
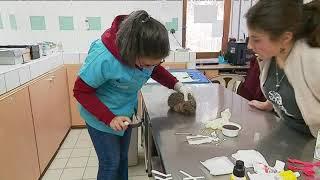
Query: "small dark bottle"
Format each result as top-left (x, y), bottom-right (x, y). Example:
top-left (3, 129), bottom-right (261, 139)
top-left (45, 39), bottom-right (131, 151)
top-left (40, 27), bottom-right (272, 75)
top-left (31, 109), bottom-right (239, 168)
top-left (230, 160), bottom-right (246, 180)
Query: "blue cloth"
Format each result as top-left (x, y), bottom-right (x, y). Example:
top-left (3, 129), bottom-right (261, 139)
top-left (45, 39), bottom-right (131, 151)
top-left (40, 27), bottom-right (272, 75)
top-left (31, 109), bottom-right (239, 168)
top-left (87, 123), bottom-right (132, 180)
top-left (78, 39), bottom-right (152, 136)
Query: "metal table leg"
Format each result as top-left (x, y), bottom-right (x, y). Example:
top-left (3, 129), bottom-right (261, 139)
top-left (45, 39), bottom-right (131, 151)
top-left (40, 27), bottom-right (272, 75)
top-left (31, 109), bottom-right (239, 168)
top-left (147, 121), bottom-right (152, 177)
top-left (140, 97), bottom-right (145, 148)
top-left (141, 100), bottom-right (153, 177)
top-left (142, 105), bottom-right (149, 172)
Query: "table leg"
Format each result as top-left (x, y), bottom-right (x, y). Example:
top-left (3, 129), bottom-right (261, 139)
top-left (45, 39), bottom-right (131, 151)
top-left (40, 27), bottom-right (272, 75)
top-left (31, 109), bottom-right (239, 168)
top-left (147, 121), bottom-right (153, 177)
top-left (142, 106), bottom-right (149, 173)
top-left (141, 101), bottom-right (153, 177)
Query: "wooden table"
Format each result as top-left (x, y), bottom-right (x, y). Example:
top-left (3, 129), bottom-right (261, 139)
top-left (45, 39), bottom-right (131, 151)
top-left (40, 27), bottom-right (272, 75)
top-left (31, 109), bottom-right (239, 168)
top-left (196, 61), bottom-right (249, 81)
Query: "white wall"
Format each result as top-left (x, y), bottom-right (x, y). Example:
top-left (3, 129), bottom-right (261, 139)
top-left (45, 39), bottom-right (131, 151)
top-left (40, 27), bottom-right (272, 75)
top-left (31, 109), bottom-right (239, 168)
top-left (0, 1), bottom-right (182, 52)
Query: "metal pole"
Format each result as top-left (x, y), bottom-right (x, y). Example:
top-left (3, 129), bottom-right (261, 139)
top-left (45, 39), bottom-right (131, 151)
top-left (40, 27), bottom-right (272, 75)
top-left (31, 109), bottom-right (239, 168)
top-left (237, 0), bottom-right (242, 40)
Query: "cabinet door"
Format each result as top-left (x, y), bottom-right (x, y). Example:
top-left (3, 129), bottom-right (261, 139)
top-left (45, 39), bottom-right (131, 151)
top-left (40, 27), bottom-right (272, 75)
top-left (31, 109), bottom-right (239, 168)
top-left (50, 67), bottom-right (71, 146)
top-left (0, 88), bottom-right (40, 180)
top-left (29, 67), bottom-right (71, 173)
top-left (67, 65), bottom-right (85, 126)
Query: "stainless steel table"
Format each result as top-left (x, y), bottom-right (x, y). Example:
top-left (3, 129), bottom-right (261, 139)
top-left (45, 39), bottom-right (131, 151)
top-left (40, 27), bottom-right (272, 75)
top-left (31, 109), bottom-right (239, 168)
top-left (141, 83), bottom-right (316, 179)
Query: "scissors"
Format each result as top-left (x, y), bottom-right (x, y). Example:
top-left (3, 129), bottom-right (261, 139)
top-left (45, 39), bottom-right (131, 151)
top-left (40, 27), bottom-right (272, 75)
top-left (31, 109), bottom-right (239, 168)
top-left (287, 158), bottom-right (320, 177)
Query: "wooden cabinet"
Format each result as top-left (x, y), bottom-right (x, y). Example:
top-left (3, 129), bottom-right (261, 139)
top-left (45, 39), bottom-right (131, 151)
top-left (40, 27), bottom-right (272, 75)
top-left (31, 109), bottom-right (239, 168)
top-left (29, 67), bottom-right (71, 173)
top-left (200, 70), bottom-right (219, 80)
top-left (66, 65), bottom-right (85, 126)
top-left (51, 67), bottom-right (72, 142)
top-left (0, 88), bottom-right (40, 180)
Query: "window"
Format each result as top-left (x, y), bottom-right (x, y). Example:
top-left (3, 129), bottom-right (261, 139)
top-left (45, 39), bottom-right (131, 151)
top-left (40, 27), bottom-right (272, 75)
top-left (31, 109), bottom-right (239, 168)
top-left (183, 0), bottom-right (231, 58)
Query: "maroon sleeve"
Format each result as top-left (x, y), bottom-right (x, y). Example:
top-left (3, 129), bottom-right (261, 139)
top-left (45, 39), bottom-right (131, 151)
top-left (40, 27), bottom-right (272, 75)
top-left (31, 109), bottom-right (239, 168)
top-left (151, 65), bottom-right (179, 89)
top-left (237, 58), bottom-right (266, 102)
top-left (73, 77), bottom-right (115, 125)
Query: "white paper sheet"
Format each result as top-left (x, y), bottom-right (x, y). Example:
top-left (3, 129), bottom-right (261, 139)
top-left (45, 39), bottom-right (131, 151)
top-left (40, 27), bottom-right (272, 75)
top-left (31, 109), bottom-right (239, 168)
top-left (232, 150), bottom-right (268, 168)
top-left (201, 156), bottom-right (234, 176)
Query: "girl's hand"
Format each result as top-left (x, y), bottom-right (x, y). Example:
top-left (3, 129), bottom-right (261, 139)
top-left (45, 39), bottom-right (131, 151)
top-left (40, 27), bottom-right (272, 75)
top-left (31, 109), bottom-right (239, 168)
top-left (110, 116), bottom-right (131, 131)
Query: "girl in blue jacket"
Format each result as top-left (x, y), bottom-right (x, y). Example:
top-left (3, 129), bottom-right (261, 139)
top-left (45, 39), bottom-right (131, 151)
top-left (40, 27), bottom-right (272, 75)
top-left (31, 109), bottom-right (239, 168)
top-left (74, 10), bottom-right (191, 180)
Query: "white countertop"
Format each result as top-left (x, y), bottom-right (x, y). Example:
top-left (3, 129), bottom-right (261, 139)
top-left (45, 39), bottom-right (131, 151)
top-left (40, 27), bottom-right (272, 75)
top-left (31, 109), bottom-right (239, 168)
top-left (0, 63), bottom-right (29, 74)
top-left (0, 53), bottom-right (64, 95)
top-left (0, 54), bottom-right (61, 74)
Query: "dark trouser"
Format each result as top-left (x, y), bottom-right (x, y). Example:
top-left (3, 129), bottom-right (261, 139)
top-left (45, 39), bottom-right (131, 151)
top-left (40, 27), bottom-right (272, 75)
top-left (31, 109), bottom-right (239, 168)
top-left (87, 124), bottom-right (132, 180)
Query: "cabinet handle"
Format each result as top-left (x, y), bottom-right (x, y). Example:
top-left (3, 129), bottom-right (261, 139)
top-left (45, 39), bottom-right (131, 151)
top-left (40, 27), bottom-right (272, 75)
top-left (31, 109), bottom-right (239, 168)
top-left (46, 78), bottom-right (54, 81)
top-left (5, 96), bottom-right (14, 104)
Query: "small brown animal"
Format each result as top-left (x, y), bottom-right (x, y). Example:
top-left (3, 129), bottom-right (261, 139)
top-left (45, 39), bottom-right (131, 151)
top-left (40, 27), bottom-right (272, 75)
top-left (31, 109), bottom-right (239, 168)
top-left (167, 92), bottom-right (196, 115)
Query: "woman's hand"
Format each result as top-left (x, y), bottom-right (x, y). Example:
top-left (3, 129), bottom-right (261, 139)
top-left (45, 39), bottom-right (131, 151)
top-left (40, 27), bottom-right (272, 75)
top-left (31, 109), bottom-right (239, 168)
top-left (174, 82), bottom-right (193, 101)
top-left (248, 100), bottom-right (273, 111)
top-left (110, 116), bottom-right (131, 131)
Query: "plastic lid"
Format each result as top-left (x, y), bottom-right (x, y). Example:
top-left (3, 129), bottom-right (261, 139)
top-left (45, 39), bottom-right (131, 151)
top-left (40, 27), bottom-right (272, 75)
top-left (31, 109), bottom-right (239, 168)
top-left (233, 160), bottom-right (245, 177)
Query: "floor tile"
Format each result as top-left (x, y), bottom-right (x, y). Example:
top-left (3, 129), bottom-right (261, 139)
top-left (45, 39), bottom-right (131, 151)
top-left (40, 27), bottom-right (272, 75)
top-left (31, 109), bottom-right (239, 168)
top-left (129, 175), bottom-right (153, 180)
top-left (87, 156), bottom-right (99, 167)
top-left (43, 128), bottom-right (153, 180)
top-left (68, 129), bottom-right (82, 137)
top-left (60, 168), bottom-right (85, 180)
top-left (83, 167), bottom-right (98, 179)
top-left (128, 155), bottom-right (146, 176)
top-left (75, 139), bottom-right (93, 148)
top-left (70, 148), bottom-right (91, 158)
top-left (66, 157), bottom-right (89, 168)
top-left (41, 169), bottom-right (63, 180)
top-left (78, 129), bottom-right (90, 139)
top-left (60, 137), bottom-right (78, 149)
top-left (48, 158), bottom-right (68, 170)
top-left (56, 149), bottom-right (73, 159)
top-left (65, 134), bottom-right (80, 143)
top-left (77, 132), bottom-right (91, 141)
top-left (90, 148), bottom-right (97, 157)
top-left (60, 129), bottom-right (82, 149)
top-left (81, 129), bottom-right (89, 135)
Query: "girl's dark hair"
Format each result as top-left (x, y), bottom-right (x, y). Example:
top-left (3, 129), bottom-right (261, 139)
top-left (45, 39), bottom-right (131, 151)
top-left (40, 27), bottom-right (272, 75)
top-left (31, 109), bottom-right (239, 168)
top-left (246, 0), bottom-right (320, 47)
top-left (116, 10), bottom-right (170, 67)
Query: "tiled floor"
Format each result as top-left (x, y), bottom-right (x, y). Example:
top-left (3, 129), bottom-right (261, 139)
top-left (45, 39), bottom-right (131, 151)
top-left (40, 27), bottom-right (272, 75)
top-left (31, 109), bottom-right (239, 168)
top-left (42, 128), bottom-right (153, 180)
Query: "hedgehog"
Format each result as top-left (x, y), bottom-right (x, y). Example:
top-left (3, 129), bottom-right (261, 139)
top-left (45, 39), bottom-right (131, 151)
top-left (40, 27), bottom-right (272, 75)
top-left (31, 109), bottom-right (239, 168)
top-left (167, 92), bottom-right (196, 115)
